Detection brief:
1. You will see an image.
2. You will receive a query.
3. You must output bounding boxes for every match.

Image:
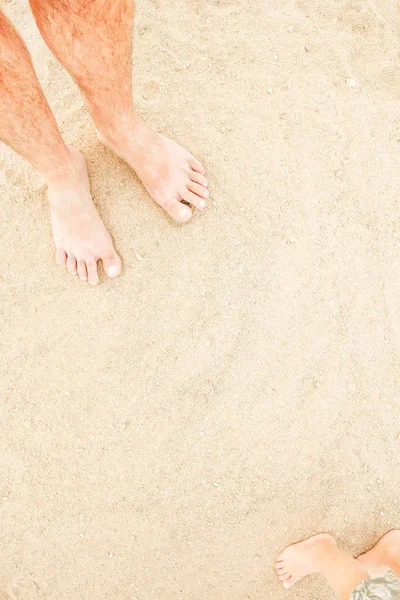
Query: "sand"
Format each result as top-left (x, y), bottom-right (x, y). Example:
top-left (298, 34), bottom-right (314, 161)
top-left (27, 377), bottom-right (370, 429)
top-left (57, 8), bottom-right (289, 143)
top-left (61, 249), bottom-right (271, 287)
top-left (0, 0), bottom-right (400, 598)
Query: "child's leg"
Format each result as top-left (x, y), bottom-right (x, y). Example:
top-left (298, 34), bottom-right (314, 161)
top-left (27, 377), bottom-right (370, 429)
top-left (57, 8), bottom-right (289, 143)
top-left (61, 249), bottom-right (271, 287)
top-left (357, 530), bottom-right (400, 579)
top-left (276, 534), bottom-right (370, 600)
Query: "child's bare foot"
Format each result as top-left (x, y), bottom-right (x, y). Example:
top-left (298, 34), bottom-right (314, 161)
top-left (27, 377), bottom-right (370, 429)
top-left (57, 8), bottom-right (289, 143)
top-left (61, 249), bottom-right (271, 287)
top-left (357, 530), bottom-right (400, 579)
top-left (275, 533), bottom-right (336, 589)
top-left (48, 146), bottom-right (121, 285)
top-left (98, 119), bottom-right (208, 223)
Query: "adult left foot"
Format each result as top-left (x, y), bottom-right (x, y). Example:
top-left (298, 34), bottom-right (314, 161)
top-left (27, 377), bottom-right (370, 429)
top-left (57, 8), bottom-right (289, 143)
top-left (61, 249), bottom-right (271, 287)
top-left (275, 533), bottom-right (336, 589)
top-left (98, 119), bottom-right (208, 223)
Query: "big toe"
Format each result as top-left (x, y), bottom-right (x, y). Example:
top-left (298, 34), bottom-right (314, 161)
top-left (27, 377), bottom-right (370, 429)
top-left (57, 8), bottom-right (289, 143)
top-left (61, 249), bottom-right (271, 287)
top-left (164, 199), bottom-right (192, 223)
top-left (283, 577), bottom-right (298, 589)
top-left (102, 250), bottom-right (122, 279)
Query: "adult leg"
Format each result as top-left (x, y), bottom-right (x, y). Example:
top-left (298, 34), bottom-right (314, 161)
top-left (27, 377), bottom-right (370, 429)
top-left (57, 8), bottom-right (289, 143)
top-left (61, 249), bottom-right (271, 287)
top-left (276, 534), bottom-right (370, 600)
top-left (29, 0), bottom-right (209, 223)
top-left (0, 10), bottom-right (120, 284)
top-left (357, 530), bottom-right (400, 578)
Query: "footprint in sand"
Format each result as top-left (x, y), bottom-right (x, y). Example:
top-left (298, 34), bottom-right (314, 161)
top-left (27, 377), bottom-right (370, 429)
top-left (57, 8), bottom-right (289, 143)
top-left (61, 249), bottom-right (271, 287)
top-left (2, 580), bottom-right (46, 600)
top-left (0, 591), bottom-right (17, 600)
top-left (141, 80), bottom-right (160, 103)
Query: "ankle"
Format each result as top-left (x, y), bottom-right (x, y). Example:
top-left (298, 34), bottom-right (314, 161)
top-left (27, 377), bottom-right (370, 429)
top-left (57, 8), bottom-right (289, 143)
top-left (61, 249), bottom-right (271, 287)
top-left (41, 146), bottom-right (78, 186)
top-left (311, 538), bottom-right (338, 571)
top-left (95, 110), bottom-right (141, 148)
top-left (44, 146), bottom-right (86, 191)
top-left (384, 545), bottom-right (400, 571)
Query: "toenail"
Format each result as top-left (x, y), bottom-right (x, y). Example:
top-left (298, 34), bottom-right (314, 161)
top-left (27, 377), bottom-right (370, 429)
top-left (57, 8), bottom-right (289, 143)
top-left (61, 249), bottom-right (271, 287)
top-left (107, 265), bottom-right (119, 278)
top-left (180, 207), bottom-right (190, 218)
top-left (71, 271), bottom-right (77, 275)
top-left (199, 200), bottom-right (206, 208)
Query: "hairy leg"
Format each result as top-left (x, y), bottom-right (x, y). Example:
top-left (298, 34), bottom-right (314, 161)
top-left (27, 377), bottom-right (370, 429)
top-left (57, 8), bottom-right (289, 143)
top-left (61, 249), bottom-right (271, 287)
top-left (276, 534), bottom-right (370, 600)
top-left (0, 11), bottom-right (72, 180)
top-left (29, 0), bottom-right (208, 223)
top-left (0, 10), bottom-right (121, 284)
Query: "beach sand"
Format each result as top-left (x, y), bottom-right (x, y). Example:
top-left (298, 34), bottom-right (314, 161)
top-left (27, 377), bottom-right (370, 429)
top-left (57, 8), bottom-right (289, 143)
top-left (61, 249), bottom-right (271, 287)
top-left (1, 0), bottom-right (400, 598)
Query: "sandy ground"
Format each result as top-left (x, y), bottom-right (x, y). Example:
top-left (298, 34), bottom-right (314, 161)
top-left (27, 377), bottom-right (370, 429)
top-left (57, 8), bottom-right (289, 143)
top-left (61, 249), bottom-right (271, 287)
top-left (1, 0), bottom-right (400, 598)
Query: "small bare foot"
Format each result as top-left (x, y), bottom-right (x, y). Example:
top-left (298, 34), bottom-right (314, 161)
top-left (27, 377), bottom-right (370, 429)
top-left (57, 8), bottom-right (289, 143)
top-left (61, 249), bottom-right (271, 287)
top-left (48, 146), bottom-right (121, 285)
top-left (98, 119), bottom-right (208, 223)
top-left (357, 530), bottom-right (400, 579)
top-left (276, 533), bottom-right (336, 589)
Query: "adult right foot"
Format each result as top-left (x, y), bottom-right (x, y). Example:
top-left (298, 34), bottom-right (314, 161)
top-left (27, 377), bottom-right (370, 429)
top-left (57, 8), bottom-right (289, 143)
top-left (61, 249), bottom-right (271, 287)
top-left (357, 530), bottom-right (400, 579)
top-left (48, 146), bottom-right (121, 285)
top-left (275, 533), bottom-right (336, 589)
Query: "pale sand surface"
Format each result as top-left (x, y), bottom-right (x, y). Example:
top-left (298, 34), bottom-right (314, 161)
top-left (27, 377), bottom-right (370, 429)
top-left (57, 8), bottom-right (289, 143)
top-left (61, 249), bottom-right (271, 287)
top-left (1, 0), bottom-right (400, 599)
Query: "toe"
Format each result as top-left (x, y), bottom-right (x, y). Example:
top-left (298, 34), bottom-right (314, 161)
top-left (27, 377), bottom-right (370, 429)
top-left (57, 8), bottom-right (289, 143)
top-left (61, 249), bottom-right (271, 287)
top-left (102, 250), bottom-right (121, 280)
top-left (277, 566), bottom-right (287, 573)
top-left (86, 259), bottom-right (99, 286)
top-left (189, 158), bottom-right (205, 174)
top-left (283, 577), bottom-right (297, 589)
top-left (181, 190), bottom-right (206, 210)
top-left (188, 181), bottom-right (209, 199)
top-left (56, 248), bottom-right (67, 266)
top-left (189, 171), bottom-right (208, 187)
top-left (276, 552), bottom-right (287, 563)
top-left (77, 259), bottom-right (88, 282)
top-left (163, 198), bottom-right (192, 223)
top-left (279, 573), bottom-right (290, 581)
top-left (66, 254), bottom-right (77, 275)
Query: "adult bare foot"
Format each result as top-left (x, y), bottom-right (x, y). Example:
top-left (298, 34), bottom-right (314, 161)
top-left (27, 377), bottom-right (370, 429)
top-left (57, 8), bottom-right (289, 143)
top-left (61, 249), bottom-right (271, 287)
top-left (98, 119), bottom-right (208, 223)
top-left (276, 533), bottom-right (336, 589)
top-left (357, 530), bottom-right (400, 579)
top-left (48, 146), bottom-right (121, 285)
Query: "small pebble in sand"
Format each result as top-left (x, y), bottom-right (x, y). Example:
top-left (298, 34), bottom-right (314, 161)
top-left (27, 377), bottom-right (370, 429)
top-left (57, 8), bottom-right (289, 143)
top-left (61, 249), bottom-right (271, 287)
top-left (135, 254), bottom-right (145, 261)
top-left (346, 78), bottom-right (357, 87)
top-left (287, 236), bottom-right (297, 244)
top-left (287, 25), bottom-right (294, 32)
top-left (305, 44), bottom-right (310, 52)
top-left (267, 87), bottom-right (273, 94)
